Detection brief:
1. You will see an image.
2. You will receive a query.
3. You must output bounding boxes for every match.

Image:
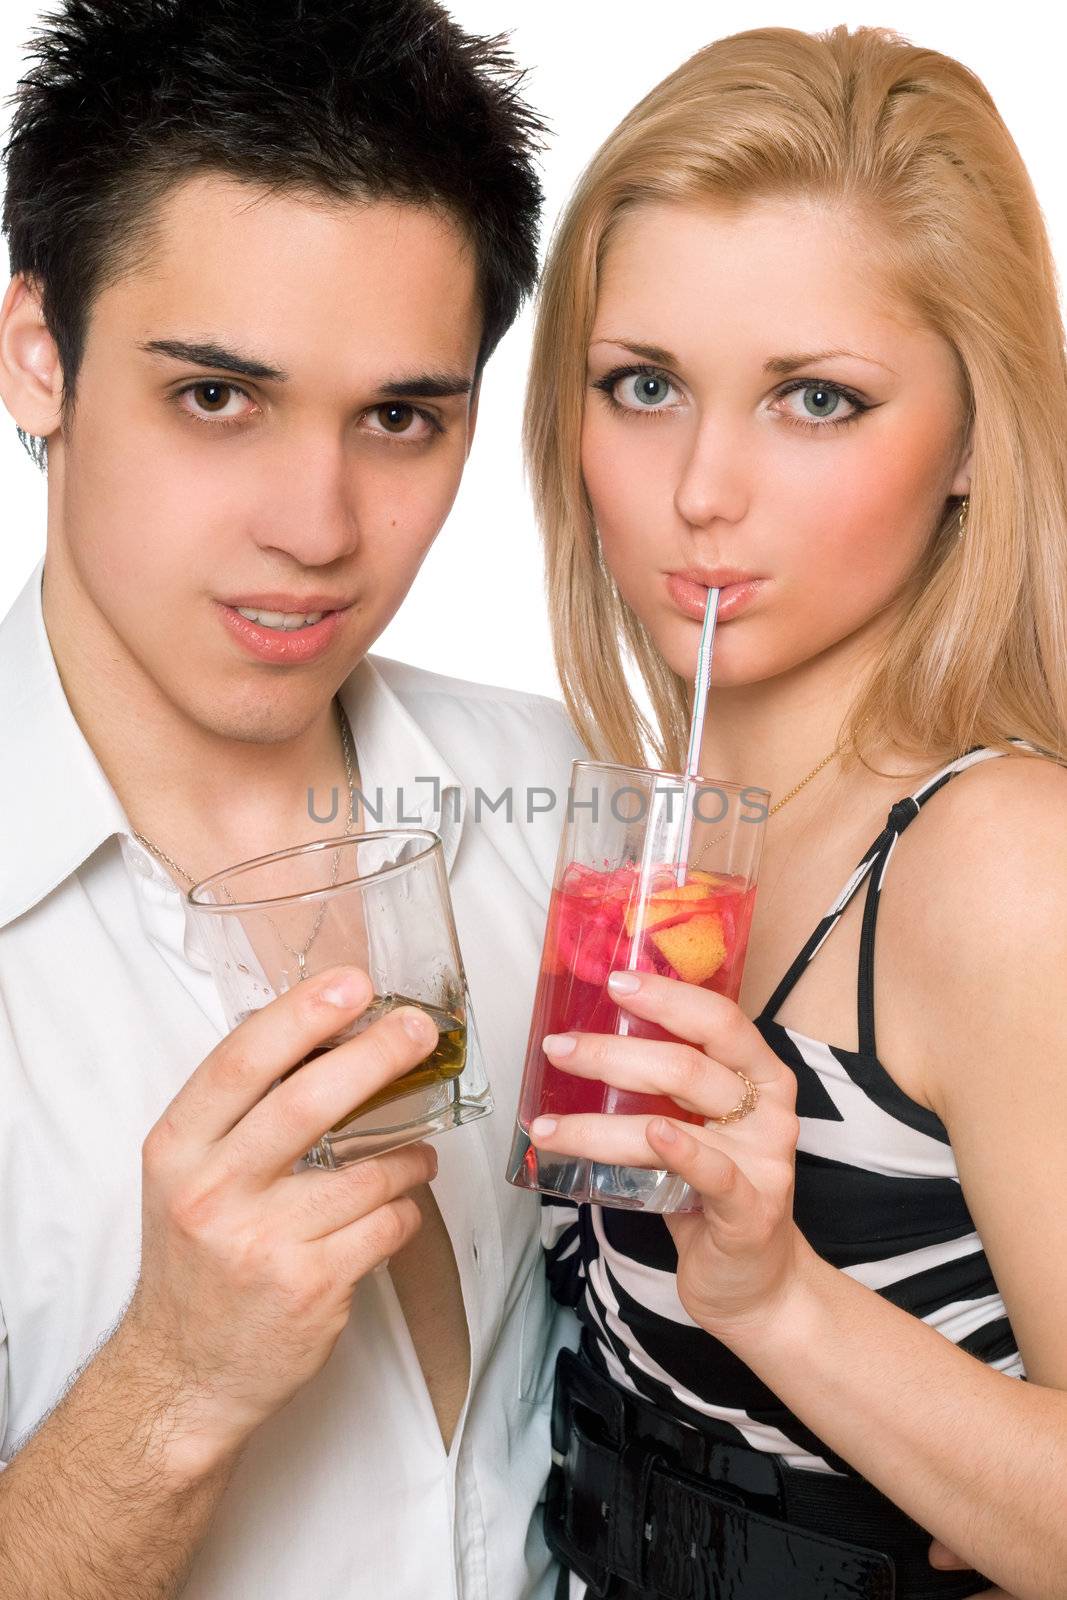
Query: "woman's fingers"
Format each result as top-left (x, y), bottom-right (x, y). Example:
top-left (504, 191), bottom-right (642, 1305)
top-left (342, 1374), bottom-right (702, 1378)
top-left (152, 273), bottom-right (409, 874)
top-left (528, 1110), bottom-right (758, 1218)
top-left (530, 1109), bottom-right (681, 1167)
top-left (541, 1029), bottom-right (766, 1120)
top-left (646, 1119), bottom-right (758, 1219)
top-left (604, 971), bottom-right (784, 1086)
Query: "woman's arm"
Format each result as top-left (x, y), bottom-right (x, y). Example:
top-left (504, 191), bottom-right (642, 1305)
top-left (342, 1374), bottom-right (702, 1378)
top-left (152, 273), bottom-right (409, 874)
top-left (529, 758), bottom-right (1067, 1600)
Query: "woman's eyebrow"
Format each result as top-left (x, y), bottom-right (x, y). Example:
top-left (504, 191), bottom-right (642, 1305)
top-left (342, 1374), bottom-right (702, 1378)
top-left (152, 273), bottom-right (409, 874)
top-left (590, 338), bottom-right (677, 367)
top-left (764, 348), bottom-right (898, 376)
top-left (590, 337), bottom-right (897, 378)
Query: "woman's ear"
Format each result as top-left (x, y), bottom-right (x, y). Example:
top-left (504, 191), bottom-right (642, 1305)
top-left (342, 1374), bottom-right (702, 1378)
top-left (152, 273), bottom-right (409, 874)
top-left (948, 418), bottom-right (974, 499)
top-left (0, 275), bottom-right (65, 441)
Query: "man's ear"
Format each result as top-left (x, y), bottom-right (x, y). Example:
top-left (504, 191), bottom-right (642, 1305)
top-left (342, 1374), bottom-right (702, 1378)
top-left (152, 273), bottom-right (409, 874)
top-left (465, 372), bottom-right (482, 460)
top-left (0, 275), bottom-right (65, 441)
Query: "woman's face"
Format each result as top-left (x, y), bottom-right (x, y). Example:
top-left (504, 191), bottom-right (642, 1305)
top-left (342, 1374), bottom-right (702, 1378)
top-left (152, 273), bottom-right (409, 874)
top-left (581, 196), bottom-right (973, 687)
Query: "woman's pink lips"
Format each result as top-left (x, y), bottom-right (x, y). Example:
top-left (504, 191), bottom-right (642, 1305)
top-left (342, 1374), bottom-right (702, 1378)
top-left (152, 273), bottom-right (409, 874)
top-left (216, 602), bottom-right (347, 664)
top-left (665, 573), bottom-right (766, 621)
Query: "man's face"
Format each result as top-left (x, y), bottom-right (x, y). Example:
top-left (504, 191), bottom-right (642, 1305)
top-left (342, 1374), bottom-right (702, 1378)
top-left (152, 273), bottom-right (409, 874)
top-left (49, 174), bottom-right (482, 742)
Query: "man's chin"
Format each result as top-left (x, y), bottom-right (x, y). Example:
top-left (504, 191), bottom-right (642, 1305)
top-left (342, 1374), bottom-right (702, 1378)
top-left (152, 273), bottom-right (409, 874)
top-left (157, 676), bottom-right (344, 747)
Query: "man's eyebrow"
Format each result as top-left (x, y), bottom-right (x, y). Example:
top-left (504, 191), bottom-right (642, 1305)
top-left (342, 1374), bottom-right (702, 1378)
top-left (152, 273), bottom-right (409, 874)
top-left (373, 373), bottom-right (474, 399)
top-left (591, 338), bottom-right (897, 378)
top-left (140, 338), bottom-right (289, 381)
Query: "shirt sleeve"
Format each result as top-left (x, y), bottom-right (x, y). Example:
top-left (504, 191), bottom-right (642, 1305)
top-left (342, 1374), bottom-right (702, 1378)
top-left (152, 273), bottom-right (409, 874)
top-left (541, 1194), bottom-right (585, 1310)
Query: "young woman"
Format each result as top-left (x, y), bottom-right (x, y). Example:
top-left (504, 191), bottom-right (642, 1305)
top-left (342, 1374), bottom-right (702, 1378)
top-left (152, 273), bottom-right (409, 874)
top-left (524, 24), bottom-right (1067, 1600)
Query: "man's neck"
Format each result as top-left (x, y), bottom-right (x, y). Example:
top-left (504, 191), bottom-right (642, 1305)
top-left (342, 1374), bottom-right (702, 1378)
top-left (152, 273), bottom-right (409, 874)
top-left (42, 554), bottom-right (359, 883)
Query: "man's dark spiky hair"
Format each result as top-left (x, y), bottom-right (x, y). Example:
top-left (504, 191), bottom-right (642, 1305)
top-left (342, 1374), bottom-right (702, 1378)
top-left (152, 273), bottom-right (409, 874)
top-left (3, 0), bottom-right (545, 450)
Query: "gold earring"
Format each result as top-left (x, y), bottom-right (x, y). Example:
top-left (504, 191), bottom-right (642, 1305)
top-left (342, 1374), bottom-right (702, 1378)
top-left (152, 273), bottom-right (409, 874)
top-left (957, 497), bottom-right (969, 540)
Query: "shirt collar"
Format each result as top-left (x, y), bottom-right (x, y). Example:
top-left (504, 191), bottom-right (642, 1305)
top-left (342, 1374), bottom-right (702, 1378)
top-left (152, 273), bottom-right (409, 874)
top-left (0, 559), bottom-right (132, 930)
top-left (337, 657), bottom-right (466, 877)
top-left (0, 558), bottom-right (466, 931)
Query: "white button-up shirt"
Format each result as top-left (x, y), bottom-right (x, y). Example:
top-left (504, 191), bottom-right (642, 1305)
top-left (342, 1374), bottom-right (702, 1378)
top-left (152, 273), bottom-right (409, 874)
top-left (0, 559), bottom-right (584, 1599)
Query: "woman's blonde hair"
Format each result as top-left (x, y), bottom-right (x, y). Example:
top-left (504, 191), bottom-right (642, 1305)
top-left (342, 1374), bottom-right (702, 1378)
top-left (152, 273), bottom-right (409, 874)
top-left (525, 25), bottom-right (1067, 775)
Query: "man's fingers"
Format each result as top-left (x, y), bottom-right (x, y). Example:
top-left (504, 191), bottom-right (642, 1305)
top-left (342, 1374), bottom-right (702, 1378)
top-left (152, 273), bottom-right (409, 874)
top-left (153, 966), bottom-right (376, 1148)
top-left (322, 1193), bottom-right (425, 1283)
top-left (283, 1140), bottom-right (438, 1240)
top-left (229, 1003), bottom-right (441, 1178)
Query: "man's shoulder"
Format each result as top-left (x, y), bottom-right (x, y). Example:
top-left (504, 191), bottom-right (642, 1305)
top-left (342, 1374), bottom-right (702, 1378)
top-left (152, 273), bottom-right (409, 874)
top-left (367, 653), bottom-right (588, 770)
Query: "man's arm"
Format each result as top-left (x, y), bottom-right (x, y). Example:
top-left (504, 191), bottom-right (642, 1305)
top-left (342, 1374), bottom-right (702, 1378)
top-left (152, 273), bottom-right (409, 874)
top-left (0, 1321), bottom-right (239, 1599)
top-left (0, 965), bottom-right (436, 1599)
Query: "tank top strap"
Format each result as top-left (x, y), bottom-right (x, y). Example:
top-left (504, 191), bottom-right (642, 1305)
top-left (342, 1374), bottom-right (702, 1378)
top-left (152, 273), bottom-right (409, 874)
top-left (756, 739), bottom-right (1042, 1049)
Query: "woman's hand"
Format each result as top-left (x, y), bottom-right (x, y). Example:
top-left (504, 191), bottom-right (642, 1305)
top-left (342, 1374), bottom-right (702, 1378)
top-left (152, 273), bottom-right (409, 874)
top-left (529, 968), bottom-right (813, 1342)
top-left (929, 1541), bottom-right (1013, 1599)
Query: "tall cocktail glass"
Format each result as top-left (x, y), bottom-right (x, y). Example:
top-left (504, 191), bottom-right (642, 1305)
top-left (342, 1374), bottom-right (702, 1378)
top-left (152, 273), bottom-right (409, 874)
top-left (507, 762), bottom-right (767, 1212)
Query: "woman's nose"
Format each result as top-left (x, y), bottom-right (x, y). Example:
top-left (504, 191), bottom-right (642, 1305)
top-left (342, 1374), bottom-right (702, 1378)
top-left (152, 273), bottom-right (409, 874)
top-left (673, 418), bottom-right (751, 530)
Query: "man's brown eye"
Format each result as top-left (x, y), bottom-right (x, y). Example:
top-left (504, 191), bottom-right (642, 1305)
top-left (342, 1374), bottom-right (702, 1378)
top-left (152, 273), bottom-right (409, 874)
top-left (193, 382), bottom-right (232, 413)
top-left (378, 403), bottom-right (414, 433)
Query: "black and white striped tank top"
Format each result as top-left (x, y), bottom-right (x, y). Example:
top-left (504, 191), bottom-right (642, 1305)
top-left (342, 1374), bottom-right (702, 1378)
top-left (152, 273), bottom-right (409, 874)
top-left (542, 741), bottom-right (1040, 1477)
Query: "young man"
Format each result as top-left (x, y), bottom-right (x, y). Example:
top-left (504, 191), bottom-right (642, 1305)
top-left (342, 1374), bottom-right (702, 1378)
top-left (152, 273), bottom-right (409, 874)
top-left (0, 3), bottom-right (582, 1595)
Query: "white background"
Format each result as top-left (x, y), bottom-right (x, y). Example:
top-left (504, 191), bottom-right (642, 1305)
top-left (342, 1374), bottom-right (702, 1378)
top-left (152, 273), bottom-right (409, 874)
top-left (1, 1), bottom-right (1064, 696)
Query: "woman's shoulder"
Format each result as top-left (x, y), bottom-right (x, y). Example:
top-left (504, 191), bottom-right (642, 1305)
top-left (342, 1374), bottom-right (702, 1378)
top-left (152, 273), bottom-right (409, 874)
top-left (893, 740), bottom-right (1067, 1095)
top-left (900, 741), bottom-right (1067, 925)
top-left (916, 742), bottom-right (1067, 871)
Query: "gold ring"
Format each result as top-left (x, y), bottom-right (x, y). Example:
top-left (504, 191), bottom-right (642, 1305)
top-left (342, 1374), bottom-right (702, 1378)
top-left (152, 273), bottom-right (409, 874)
top-left (710, 1071), bottom-right (760, 1125)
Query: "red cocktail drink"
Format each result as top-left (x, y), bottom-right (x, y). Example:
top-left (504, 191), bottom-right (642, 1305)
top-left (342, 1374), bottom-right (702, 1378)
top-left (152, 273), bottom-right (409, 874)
top-left (507, 760), bottom-right (767, 1212)
top-left (520, 861), bottom-right (756, 1125)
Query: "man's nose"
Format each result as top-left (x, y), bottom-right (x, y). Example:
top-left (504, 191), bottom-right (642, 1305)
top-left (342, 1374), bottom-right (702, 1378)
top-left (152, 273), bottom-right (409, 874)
top-left (253, 430), bottom-right (361, 567)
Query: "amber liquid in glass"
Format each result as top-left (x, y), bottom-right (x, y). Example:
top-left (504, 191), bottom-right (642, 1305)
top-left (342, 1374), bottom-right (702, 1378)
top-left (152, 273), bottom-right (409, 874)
top-left (281, 993), bottom-right (467, 1130)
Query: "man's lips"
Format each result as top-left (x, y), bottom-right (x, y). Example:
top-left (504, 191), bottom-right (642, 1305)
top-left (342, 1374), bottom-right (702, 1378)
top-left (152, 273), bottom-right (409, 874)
top-left (215, 600), bottom-right (350, 664)
top-left (220, 592), bottom-right (356, 612)
top-left (665, 572), bottom-right (767, 621)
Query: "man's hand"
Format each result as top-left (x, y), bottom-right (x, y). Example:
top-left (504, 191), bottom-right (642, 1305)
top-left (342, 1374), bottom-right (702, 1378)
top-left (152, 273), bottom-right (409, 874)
top-left (0, 963), bottom-right (441, 1600)
top-left (120, 962), bottom-right (440, 1465)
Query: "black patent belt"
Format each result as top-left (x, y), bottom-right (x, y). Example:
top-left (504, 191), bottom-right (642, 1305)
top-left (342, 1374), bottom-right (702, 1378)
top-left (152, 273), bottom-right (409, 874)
top-left (546, 1347), bottom-right (988, 1600)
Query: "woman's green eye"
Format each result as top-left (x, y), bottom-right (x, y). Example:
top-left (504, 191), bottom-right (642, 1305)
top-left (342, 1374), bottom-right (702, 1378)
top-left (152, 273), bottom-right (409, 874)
top-left (801, 384), bottom-right (841, 418)
top-left (632, 374), bottom-right (671, 406)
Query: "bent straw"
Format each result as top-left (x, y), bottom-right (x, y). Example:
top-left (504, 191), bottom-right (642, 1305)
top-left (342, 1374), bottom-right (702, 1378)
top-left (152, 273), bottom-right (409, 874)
top-left (675, 586), bottom-right (721, 886)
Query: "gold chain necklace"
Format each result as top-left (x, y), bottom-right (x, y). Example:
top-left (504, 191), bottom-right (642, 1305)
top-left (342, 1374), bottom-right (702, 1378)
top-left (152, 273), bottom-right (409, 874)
top-left (132, 698), bottom-right (357, 979)
top-left (699, 728), bottom-right (856, 857)
top-left (766, 740), bottom-right (844, 816)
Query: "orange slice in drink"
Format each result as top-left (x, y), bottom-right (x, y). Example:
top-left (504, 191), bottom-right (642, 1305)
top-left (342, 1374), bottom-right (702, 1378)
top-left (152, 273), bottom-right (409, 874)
top-left (650, 911), bottom-right (727, 985)
top-left (623, 882), bottom-right (716, 937)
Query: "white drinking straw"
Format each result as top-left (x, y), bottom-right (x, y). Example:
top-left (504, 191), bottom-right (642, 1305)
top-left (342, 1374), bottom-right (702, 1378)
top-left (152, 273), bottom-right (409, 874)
top-left (615, 586), bottom-right (721, 1038)
top-left (675, 586), bottom-right (721, 885)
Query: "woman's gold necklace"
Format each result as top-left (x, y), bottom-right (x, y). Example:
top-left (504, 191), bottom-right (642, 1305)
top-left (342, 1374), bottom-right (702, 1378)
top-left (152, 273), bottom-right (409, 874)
top-left (767, 740), bottom-right (845, 817)
top-left (698, 730), bottom-right (855, 857)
